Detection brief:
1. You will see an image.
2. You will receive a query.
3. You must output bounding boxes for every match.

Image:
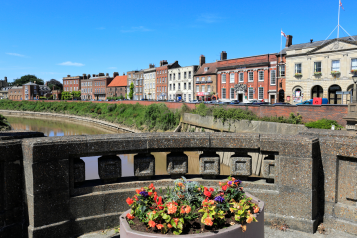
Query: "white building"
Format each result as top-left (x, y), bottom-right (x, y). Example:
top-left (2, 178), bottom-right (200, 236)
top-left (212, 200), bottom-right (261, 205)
top-left (143, 64), bottom-right (156, 100)
top-left (168, 65), bottom-right (198, 102)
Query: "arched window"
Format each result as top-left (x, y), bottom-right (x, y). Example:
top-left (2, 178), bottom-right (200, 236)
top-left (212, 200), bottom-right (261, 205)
top-left (328, 85), bottom-right (342, 104)
top-left (347, 84), bottom-right (354, 104)
top-left (311, 85), bottom-right (323, 98)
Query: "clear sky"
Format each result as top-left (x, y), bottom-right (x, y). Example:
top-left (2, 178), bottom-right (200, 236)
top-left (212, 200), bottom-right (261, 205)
top-left (1, 0), bottom-right (356, 83)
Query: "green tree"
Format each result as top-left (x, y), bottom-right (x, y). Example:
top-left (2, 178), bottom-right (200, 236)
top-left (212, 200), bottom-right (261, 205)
top-left (71, 91), bottom-right (81, 100)
top-left (129, 83), bottom-right (134, 100)
top-left (47, 79), bottom-right (63, 90)
top-left (61, 91), bottom-right (71, 100)
top-left (12, 75), bottom-right (44, 86)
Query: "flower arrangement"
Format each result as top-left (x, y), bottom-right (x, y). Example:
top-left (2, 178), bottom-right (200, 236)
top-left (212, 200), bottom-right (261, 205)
top-left (351, 69), bottom-right (357, 74)
top-left (314, 72), bottom-right (322, 76)
top-left (294, 73), bottom-right (302, 77)
top-left (125, 177), bottom-right (259, 235)
top-left (331, 71), bottom-right (340, 76)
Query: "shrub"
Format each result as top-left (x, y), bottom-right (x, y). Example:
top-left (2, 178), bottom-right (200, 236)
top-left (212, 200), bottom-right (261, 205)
top-left (305, 118), bottom-right (343, 129)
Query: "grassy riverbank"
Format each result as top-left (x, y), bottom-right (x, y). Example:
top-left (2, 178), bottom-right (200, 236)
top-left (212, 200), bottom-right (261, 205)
top-left (0, 100), bottom-right (182, 132)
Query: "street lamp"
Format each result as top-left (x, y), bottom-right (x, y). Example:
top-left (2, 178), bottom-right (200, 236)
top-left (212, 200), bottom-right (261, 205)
top-left (353, 75), bottom-right (357, 103)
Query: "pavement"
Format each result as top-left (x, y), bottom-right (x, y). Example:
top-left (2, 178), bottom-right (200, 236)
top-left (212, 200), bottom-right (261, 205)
top-left (78, 225), bottom-right (357, 238)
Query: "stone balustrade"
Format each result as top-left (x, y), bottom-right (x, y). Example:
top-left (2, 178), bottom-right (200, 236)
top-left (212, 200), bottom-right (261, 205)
top-left (0, 131), bottom-right (356, 237)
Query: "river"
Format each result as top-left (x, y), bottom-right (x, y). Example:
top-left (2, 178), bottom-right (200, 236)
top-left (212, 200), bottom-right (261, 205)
top-left (7, 116), bottom-right (230, 180)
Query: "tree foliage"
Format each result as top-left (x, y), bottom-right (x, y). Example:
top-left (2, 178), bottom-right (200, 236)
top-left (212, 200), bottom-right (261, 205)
top-left (47, 79), bottom-right (63, 90)
top-left (61, 91), bottom-right (72, 100)
top-left (71, 91), bottom-right (81, 99)
top-left (12, 75), bottom-right (44, 86)
top-left (129, 83), bottom-right (134, 100)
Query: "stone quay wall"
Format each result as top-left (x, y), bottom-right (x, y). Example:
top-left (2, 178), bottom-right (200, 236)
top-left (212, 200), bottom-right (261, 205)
top-left (11, 100), bottom-right (348, 126)
top-left (0, 131), bottom-right (356, 237)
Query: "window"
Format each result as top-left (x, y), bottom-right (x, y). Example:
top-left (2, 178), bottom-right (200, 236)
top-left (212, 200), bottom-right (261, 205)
top-left (230, 73), bottom-right (235, 83)
top-left (208, 76), bottom-right (211, 81)
top-left (207, 85), bottom-right (211, 92)
top-left (239, 73), bottom-right (244, 82)
top-left (258, 71), bottom-right (264, 81)
top-left (184, 83), bottom-right (186, 90)
top-left (188, 82), bottom-right (191, 89)
top-left (248, 72), bottom-right (253, 82)
top-left (196, 85), bottom-right (199, 92)
top-left (184, 94), bottom-right (186, 101)
top-left (204, 67), bottom-right (209, 72)
top-left (178, 83), bottom-right (181, 90)
top-left (332, 60), bottom-right (340, 71)
top-left (173, 74), bottom-right (176, 80)
top-left (258, 87), bottom-right (264, 100)
top-left (184, 72), bottom-right (187, 79)
top-left (314, 62), bottom-right (322, 73)
top-left (202, 77), bottom-right (205, 81)
top-left (230, 88), bottom-right (234, 99)
top-left (170, 84), bottom-right (172, 91)
top-left (222, 74), bottom-right (226, 83)
top-left (188, 94), bottom-right (191, 101)
top-left (196, 77), bottom-right (199, 82)
top-left (222, 88), bottom-right (226, 99)
top-left (279, 65), bottom-right (285, 77)
top-left (270, 70), bottom-right (276, 85)
top-left (170, 74), bottom-right (172, 80)
top-left (202, 85), bottom-right (205, 92)
top-left (170, 94), bottom-right (172, 100)
top-left (173, 84), bottom-right (176, 90)
top-left (248, 87), bottom-right (254, 100)
top-left (295, 63), bottom-right (302, 74)
top-left (189, 72), bottom-right (191, 78)
top-left (352, 59), bottom-right (357, 70)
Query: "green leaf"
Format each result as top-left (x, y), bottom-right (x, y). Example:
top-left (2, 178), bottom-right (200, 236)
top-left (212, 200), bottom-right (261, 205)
top-left (177, 222), bottom-right (183, 230)
top-left (171, 219), bottom-right (177, 228)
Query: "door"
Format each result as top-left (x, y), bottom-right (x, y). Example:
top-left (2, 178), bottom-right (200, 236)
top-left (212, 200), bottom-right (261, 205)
top-left (270, 94), bottom-right (276, 104)
top-left (238, 93), bottom-right (243, 102)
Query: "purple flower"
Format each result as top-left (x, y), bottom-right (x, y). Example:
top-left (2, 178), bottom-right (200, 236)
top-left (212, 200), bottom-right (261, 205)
top-left (139, 191), bottom-right (148, 197)
top-left (228, 181), bottom-right (233, 186)
top-left (236, 179), bottom-right (242, 184)
top-left (214, 196), bottom-right (225, 203)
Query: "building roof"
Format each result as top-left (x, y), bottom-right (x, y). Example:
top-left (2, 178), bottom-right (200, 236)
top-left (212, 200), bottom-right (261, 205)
top-left (108, 75), bottom-right (128, 87)
top-left (195, 62), bottom-right (218, 76)
top-left (280, 35), bottom-right (357, 54)
top-left (23, 82), bottom-right (38, 86)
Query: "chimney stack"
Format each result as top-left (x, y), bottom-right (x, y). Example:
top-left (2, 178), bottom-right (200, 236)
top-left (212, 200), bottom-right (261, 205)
top-left (4, 77), bottom-right (7, 82)
top-left (67, 75), bottom-right (71, 77)
top-left (199, 55), bottom-right (206, 66)
top-left (83, 74), bottom-right (86, 79)
top-left (123, 73), bottom-right (126, 76)
top-left (106, 73), bottom-right (109, 76)
top-left (87, 74), bottom-right (91, 78)
top-left (149, 64), bottom-right (155, 68)
top-left (286, 35), bottom-right (293, 47)
top-left (45, 82), bottom-right (47, 86)
top-left (310, 39), bottom-right (313, 43)
top-left (220, 51), bottom-right (227, 60)
top-left (113, 72), bottom-right (119, 77)
top-left (92, 74), bottom-right (95, 77)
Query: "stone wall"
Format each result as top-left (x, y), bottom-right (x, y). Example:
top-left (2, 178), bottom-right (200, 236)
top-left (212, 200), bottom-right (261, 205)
top-left (181, 113), bottom-right (308, 135)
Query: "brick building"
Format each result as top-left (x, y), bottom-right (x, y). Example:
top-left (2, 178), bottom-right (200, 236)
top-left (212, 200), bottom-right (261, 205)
top-left (107, 73), bottom-right (127, 98)
top-left (8, 86), bottom-right (23, 100)
top-left (92, 73), bottom-right (114, 100)
top-left (81, 74), bottom-right (93, 100)
top-left (217, 51), bottom-right (279, 103)
top-left (63, 75), bottom-right (81, 93)
top-left (194, 55), bottom-right (218, 101)
top-left (156, 60), bottom-right (180, 100)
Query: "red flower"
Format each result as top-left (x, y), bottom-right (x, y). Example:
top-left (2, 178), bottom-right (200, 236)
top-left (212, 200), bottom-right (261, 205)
top-left (219, 182), bottom-right (222, 186)
top-left (126, 213), bottom-right (135, 220)
top-left (185, 206), bottom-right (191, 213)
top-left (254, 207), bottom-right (260, 214)
top-left (126, 197), bottom-right (134, 205)
top-left (222, 185), bottom-right (227, 191)
top-left (204, 187), bottom-right (208, 191)
top-left (134, 195), bottom-right (138, 201)
top-left (148, 192), bottom-right (153, 196)
top-left (136, 189), bottom-right (141, 194)
top-left (209, 188), bottom-right (214, 192)
top-left (173, 218), bottom-right (179, 226)
top-left (204, 191), bottom-right (212, 197)
top-left (156, 224), bottom-right (164, 230)
top-left (148, 220), bottom-right (156, 228)
top-left (204, 217), bottom-right (213, 226)
top-left (167, 224), bottom-right (173, 228)
top-left (149, 183), bottom-right (154, 189)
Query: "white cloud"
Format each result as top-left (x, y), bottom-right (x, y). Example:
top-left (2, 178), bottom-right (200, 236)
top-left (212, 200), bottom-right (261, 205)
top-left (121, 26), bottom-right (152, 33)
top-left (58, 61), bottom-right (84, 67)
top-left (108, 67), bottom-right (117, 69)
top-left (6, 53), bottom-right (26, 57)
top-left (197, 14), bottom-right (222, 23)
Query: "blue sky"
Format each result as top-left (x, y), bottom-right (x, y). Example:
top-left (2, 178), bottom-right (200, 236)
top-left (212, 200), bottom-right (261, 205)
top-left (1, 0), bottom-right (356, 83)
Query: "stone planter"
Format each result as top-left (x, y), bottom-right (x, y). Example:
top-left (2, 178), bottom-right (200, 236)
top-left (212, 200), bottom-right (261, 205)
top-left (120, 192), bottom-right (264, 238)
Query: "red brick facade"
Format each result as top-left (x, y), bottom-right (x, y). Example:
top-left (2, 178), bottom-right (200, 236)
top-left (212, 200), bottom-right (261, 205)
top-left (156, 63), bottom-right (168, 100)
top-left (217, 54), bottom-right (280, 103)
top-left (63, 75), bottom-right (81, 93)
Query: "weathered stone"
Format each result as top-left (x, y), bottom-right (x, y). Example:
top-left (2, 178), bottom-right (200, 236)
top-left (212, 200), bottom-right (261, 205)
top-left (229, 153), bottom-right (252, 176)
top-left (199, 152), bottom-right (220, 179)
top-left (166, 152), bottom-right (188, 178)
top-left (73, 158), bottom-right (85, 184)
top-left (262, 160), bottom-right (275, 179)
top-left (134, 153), bottom-right (155, 179)
top-left (98, 155), bottom-right (121, 182)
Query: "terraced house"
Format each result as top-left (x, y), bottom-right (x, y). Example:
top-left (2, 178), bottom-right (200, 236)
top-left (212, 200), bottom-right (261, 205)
top-left (92, 73), bottom-right (114, 100)
top-left (283, 35), bottom-right (357, 104)
top-left (63, 75), bottom-right (81, 93)
top-left (156, 60), bottom-right (180, 100)
top-left (143, 64), bottom-right (156, 100)
top-left (107, 73), bottom-right (127, 98)
top-left (168, 64), bottom-right (198, 102)
top-left (126, 70), bottom-right (143, 100)
top-left (194, 55), bottom-right (218, 101)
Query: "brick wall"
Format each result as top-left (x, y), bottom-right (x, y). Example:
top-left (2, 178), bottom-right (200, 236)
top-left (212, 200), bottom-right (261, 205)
top-left (15, 100), bottom-right (349, 126)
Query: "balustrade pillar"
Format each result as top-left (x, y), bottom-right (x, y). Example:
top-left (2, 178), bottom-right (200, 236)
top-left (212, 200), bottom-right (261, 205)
top-left (262, 154), bottom-right (275, 182)
top-left (73, 158), bottom-right (85, 185)
top-left (199, 151), bottom-right (220, 179)
top-left (229, 152), bottom-right (252, 176)
top-left (166, 152), bottom-right (188, 178)
top-left (134, 153), bottom-right (155, 180)
top-left (98, 155), bottom-right (121, 183)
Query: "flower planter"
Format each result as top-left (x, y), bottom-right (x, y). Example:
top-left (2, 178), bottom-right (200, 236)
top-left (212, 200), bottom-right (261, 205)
top-left (120, 192), bottom-right (264, 238)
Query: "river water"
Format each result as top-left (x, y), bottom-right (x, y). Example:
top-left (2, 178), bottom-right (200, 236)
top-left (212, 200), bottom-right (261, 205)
top-left (7, 116), bottom-right (230, 180)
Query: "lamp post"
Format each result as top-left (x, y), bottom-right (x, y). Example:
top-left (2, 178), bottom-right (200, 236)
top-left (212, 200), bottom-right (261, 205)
top-left (353, 75), bottom-right (357, 103)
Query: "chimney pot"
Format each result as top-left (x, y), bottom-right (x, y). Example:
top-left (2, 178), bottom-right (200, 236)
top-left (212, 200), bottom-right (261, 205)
top-left (220, 51), bottom-right (227, 60)
top-left (199, 55), bottom-right (206, 66)
top-left (4, 77), bottom-right (7, 82)
top-left (67, 75), bottom-right (71, 77)
top-left (285, 35), bottom-right (293, 47)
top-left (123, 73), bottom-right (126, 76)
top-left (310, 39), bottom-right (313, 43)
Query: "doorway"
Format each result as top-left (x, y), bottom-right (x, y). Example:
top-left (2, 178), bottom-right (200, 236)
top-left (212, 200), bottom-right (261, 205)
top-left (328, 85), bottom-right (342, 104)
top-left (238, 93), bottom-right (243, 102)
top-left (270, 94), bottom-right (276, 104)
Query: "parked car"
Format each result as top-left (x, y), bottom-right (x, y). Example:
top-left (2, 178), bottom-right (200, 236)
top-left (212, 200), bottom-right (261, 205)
top-left (273, 102), bottom-right (291, 105)
top-left (141, 98), bottom-right (148, 101)
top-left (297, 98), bottom-right (328, 105)
top-left (189, 100), bottom-right (202, 104)
top-left (230, 100), bottom-right (240, 105)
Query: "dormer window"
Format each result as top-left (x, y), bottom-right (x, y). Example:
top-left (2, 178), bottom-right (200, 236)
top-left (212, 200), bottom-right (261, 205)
top-left (204, 67), bottom-right (209, 72)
